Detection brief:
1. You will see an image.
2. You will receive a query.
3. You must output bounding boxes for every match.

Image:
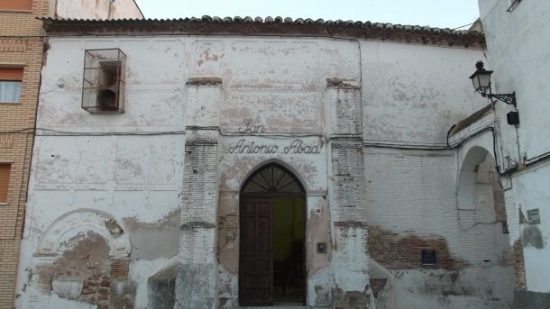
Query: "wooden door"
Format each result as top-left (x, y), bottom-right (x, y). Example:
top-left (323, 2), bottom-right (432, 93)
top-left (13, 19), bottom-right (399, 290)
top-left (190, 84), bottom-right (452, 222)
top-left (239, 198), bottom-right (273, 306)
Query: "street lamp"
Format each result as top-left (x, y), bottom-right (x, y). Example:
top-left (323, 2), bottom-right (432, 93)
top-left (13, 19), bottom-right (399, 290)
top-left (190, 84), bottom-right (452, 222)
top-left (469, 61), bottom-right (516, 107)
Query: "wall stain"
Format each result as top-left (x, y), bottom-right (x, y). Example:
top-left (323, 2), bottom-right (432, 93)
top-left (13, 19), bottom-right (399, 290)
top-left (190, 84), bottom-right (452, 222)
top-left (123, 209), bottom-right (181, 260)
top-left (523, 226), bottom-right (544, 249)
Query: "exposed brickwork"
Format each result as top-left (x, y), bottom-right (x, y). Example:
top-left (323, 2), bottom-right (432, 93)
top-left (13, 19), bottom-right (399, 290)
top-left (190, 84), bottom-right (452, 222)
top-left (368, 225), bottom-right (468, 270)
top-left (110, 259), bottom-right (130, 279)
top-left (332, 288), bottom-right (370, 309)
top-left (37, 232), bottom-right (133, 308)
top-left (0, 1), bottom-right (49, 307)
top-left (513, 238), bottom-right (526, 289)
top-left (176, 84), bottom-right (222, 307)
top-left (1, 2), bottom-right (142, 306)
top-left (0, 39), bottom-right (28, 52)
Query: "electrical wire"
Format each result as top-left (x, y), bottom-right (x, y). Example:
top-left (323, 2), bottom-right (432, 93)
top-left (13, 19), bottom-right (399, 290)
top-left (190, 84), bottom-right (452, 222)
top-left (452, 22), bottom-right (475, 31)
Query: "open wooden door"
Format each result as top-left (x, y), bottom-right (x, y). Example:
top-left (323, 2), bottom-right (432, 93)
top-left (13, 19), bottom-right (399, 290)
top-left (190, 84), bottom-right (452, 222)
top-left (239, 199), bottom-right (273, 306)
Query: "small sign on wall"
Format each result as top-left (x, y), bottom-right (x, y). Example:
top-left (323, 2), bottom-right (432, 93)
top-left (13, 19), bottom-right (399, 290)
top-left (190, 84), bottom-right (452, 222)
top-left (527, 209), bottom-right (541, 224)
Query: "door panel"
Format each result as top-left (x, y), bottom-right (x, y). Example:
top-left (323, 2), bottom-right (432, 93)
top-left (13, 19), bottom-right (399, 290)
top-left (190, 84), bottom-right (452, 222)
top-left (239, 198), bottom-right (273, 306)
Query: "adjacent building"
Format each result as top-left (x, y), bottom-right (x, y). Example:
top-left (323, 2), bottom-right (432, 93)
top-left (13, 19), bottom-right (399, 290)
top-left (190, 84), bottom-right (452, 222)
top-left (15, 17), bottom-right (523, 309)
top-left (447, 0), bottom-right (550, 307)
top-left (0, 1), bottom-right (142, 308)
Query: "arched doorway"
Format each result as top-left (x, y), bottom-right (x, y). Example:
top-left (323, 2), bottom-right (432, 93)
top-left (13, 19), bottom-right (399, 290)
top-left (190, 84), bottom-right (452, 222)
top-left (239, 163), bottom-right (306, 306)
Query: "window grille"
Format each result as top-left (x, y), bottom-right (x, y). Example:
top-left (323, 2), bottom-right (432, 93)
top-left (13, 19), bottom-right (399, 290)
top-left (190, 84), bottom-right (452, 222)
top-left (82, 49), bottom-right (126, 113)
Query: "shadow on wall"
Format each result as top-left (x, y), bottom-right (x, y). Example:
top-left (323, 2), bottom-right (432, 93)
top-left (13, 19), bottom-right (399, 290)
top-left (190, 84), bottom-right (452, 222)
top-left (148, 257), bottom-right (177, 309)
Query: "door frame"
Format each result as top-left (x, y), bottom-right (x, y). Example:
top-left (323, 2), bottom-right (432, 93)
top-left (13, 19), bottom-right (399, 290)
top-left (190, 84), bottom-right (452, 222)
top-left (238, 163), bottom-right (307, 306)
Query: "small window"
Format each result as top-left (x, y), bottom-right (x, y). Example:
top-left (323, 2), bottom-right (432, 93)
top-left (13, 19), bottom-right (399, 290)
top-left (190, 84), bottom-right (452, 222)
top-left (421, 249), bottom-right (437, 266)
top-left (0, 164), bottom-right (11, 204)
top-left (0, 67), bottom-right (23, 103)
top-left (0, 0), bottom-right (33, 11)
top-left (82, 49), bottom-right (126, 113)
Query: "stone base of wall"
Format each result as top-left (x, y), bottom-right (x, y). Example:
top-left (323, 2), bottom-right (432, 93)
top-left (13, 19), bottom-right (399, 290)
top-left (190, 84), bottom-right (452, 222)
top-left (175, 263), bottom-right (217, 309)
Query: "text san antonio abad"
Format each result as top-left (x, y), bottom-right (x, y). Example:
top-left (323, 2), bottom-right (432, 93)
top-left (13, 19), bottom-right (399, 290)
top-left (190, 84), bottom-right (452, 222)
top-left (228, 138), bottom-right (322, 154)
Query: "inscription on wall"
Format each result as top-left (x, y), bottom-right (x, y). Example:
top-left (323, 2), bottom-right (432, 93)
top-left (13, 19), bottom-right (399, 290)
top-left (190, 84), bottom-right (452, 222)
top-left (227, 122), bottom-right (323, 154)
top-left (238, 123), bottom-right (264, 134)
top-left (228, 139), bottom-right (322, 154)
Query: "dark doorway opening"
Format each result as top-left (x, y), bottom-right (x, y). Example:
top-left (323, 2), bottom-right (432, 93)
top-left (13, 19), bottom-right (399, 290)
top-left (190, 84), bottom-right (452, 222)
top-left (239, 163), bottom-right (306, 307)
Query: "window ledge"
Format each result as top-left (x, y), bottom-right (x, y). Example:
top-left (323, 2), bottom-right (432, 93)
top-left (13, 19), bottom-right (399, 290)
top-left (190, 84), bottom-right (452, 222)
top-left (0, 202), bottom-right (7, 207)
top-left (0, 9), bottom-right (33, 13)
top-left (0, 101), bottom-right (21, 104)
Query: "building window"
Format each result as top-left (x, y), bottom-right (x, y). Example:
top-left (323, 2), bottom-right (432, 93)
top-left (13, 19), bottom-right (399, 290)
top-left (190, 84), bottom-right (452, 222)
top-left (0, 164), bottom-right (11, 204)
top-left (0, 0), bottom-right (33, 11)
top-left (0, 67), bottom-right (23, 103)
top-left (82, 49), bottom-right (126, 113)
top-left (421, 249), bottom-right (437, 266)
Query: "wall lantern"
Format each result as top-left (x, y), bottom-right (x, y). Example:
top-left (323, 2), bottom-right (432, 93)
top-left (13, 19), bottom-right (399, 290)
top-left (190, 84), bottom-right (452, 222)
top-left (470, 61), bottom-right (516, 107)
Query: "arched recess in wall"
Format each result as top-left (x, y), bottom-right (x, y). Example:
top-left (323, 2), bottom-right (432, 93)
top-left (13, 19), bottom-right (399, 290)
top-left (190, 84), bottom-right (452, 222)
top-left (36, 209), bottom-right (130, 257)
top-left (457, 146), bottom-right (512, 264)
top-left (35, 209), bottom-right (133, 306)
top-left (457, 146), bottom-right (508, 226)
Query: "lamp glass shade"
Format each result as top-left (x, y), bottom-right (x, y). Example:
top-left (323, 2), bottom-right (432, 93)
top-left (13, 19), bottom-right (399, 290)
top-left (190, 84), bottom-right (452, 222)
top-left (470, 69), bottom-right (493, 95)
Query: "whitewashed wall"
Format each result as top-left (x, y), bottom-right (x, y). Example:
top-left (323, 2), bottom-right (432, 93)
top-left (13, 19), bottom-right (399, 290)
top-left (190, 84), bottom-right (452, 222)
top-left (18, 38), bottom-right (186, 309)
top-left (361, 41), bottom-right (487, 145)
top-left (16, 34), bottom-right (509, 308)
top-left (479, 0), bottom-right (550, 295)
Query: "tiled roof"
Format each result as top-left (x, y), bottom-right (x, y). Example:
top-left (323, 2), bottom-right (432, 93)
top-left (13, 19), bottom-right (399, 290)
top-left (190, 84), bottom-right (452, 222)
top-left (450, 102), bottom-right (495, 136)
top-left (39, 16), bottom-right (484, 47)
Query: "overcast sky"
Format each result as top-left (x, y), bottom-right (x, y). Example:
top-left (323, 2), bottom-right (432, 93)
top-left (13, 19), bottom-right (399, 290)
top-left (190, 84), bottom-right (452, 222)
top-left (135, 0), bottom-right (480, 30)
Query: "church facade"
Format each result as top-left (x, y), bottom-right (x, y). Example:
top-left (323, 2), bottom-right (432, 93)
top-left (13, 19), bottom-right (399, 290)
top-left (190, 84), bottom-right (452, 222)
top-left (16, 18), bottom-right (517, 308)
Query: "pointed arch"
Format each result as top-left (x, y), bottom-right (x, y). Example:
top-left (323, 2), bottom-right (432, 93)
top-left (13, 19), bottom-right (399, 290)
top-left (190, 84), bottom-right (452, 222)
top-left (240, 160), bottom-right (306, 195)
top-left (239, 160), bottom-right (307, 305)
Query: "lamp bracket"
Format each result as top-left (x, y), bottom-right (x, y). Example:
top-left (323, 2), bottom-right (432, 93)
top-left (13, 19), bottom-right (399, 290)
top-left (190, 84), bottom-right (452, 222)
top-left (486, 92), bottom-right (516, 107)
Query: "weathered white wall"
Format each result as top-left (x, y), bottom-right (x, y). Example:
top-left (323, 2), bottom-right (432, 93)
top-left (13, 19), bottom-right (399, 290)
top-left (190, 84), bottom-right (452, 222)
top-left (479, 0), bottom-right (550, 294)
top-left (361, 41), bottom-right (487, 146)
top-left (17, 33), bottom-right (509, 308)
top-left (110, 0), bottom-right (142, 19)
top-left (361, 40), bottom-right (513, 307)
top-left (17, 38), bottom-right (185, 309)
top-left (512, 165), bottom-right (550, 292)
top-left (55, 0), bottom-right (143, 19)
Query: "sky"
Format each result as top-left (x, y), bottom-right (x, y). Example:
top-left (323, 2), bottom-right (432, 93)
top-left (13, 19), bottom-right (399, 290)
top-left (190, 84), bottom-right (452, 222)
top-left (135, 0), bottom-right (480, 30)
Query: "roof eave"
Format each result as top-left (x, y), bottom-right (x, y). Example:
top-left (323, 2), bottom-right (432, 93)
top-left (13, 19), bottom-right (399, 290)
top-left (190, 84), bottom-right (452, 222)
top-left (39, 17), bottom-right (485, 48)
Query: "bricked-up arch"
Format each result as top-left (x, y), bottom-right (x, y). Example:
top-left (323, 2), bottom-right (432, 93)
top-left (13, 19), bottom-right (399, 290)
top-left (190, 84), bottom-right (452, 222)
top-left (34, 210), bottom-right (133, 307)
top-left (457, 146), bottom-right (515, 267)
top-left (37, 209), bottom-right (130, 257)
top-left (457, 146), bottom-right (508, 226)
top-left (239, 162), bottom-right (306, 306)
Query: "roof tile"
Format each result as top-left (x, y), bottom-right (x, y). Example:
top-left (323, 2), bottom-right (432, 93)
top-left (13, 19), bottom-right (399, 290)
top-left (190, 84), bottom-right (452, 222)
top-left (38, 16), bottom-right (484, 47)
